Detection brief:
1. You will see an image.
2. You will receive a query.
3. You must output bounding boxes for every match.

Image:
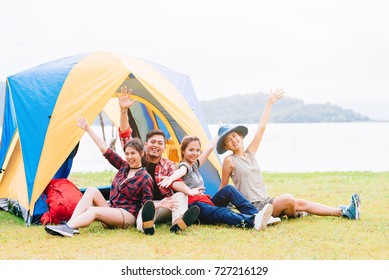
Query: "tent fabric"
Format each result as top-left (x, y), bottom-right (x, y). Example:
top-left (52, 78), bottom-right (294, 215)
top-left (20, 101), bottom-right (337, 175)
top-left (0, 84), bottom-right (17, 169)
top-left (0, 51), bottom-right (221, 225)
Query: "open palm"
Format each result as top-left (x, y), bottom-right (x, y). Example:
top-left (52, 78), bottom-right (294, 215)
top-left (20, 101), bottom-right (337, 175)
top-left (118, 86), bottom-right (136, 110)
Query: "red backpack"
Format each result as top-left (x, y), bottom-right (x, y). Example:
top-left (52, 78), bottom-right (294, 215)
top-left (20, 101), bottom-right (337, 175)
top-left (40, 178), bottom-right (82, 225)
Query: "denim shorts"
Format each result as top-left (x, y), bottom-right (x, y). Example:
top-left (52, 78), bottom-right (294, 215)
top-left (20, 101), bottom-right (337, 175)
top-left (252, 197), bottom-right (275, 211)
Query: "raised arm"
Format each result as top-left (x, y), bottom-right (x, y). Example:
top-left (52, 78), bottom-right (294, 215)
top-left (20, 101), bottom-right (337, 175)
top-left (117, 86), bottom-right (136, 133)
top-left (198, 136), bottom-right (218, 167)
top-left (76, 115), bottom-right (108, 154)
top-left (246, 88), bottom-right (284, 155)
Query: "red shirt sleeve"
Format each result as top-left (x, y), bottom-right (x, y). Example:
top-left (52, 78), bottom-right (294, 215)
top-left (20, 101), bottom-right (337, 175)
top-left (119, 127), bottom-right (133, 148)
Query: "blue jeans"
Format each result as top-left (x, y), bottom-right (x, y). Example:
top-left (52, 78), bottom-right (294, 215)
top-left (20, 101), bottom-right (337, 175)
top-left (190, 185), bottom-right (258, 228)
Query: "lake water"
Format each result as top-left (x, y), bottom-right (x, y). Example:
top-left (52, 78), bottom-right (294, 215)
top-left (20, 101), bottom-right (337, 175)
top-left (1, 122), bottom-right (388, 172)
top-left (210, 122), bottom-right (389, 172)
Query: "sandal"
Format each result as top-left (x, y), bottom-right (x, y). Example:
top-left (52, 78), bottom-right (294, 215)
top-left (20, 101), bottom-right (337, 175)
top-left (170, 205), bottom-right (200, 233)
top-left (142, 200), bottom-right (155, 235)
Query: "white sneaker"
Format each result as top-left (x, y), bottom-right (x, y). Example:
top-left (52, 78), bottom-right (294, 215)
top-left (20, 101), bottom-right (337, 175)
top-left (254, 204), bottom-right (273, 231)
top-left (296, 211), bottom-right (310, 218)
top-left (267, 216), bottom-right (281, 226)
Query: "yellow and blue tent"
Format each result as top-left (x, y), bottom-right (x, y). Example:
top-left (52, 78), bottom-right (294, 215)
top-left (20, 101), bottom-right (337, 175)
top-left (0, 51), bottom-right (221, 225)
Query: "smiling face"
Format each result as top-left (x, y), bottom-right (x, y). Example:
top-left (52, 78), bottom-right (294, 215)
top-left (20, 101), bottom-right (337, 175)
top-left (223, 132), bottom-right (243, 152)
top-left (145, 134), bottom-right (166, 162)
top-left (124, 145), bottom-right (143, 168)
top-left (182, 140), bottom-right (201, 164)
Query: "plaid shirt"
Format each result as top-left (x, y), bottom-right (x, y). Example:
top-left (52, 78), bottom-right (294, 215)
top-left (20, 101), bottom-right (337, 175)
top-left (151, 157), bottom-right (177, 198)
top-left (103, 148), bottom-right (153, 217)
top-left (119, 128), bottom-right (178, 198)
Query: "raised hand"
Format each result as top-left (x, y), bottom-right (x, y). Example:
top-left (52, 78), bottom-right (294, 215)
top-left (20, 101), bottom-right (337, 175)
top-left (75, 115), bottom-right (89, 131)
top-left (76, 115), bottom-right (109, 153)
top-left (268, 88), bottom-right (285, 104)
top-left (117, 86), bottom-right (136, 111)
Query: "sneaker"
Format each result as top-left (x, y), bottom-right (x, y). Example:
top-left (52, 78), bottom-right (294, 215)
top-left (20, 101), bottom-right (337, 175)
top-left (254, 204), bottom-right (273, 231)
top-left (73, 228), bottom-right (80, 235)
top-left (339, 205), bottom-right (347, 212)
top-left (340, 193), bottom-right (361, 220)
top-left (45, 223), bottom-right (74, 237)
top-left (296, 211), bottom-right (310, 218)
top-left (170, 205), bottom-right (200, 233)
top-left (267, 216), bottom-right (281, 226)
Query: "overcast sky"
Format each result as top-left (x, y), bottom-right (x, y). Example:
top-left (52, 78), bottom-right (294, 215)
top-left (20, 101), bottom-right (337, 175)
top-left (1, 0), bottom-right (388, 119)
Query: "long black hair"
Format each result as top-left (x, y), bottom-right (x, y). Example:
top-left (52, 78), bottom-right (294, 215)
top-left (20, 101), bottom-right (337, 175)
top-left (123, 138), bottom-right (148, 167)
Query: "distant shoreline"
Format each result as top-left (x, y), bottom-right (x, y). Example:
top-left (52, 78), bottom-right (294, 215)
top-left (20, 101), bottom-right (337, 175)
top-left (1, 81), bottom-right (388, 123)
top-left (1, 120), bottom-right (389, 131)
top-left (200, 93), bottom-right (373, 123)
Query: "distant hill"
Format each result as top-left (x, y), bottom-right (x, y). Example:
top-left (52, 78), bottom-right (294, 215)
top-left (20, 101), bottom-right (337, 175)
top-left (0, 82), bottom-right (371, 125)
top-left (200, 93), bottom-right (371, 124)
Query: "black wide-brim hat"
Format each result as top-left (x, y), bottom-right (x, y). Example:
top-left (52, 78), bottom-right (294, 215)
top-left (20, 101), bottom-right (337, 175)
top-left (216, 124), bottom-right (248, 154)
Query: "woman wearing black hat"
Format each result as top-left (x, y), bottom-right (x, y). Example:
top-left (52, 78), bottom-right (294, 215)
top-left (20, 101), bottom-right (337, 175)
top-left (217, 88), bottom-right (361, 226)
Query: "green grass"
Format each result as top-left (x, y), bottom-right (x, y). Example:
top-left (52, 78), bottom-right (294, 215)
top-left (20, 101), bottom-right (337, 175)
top-left (0, 171), bottom-right (388, 260)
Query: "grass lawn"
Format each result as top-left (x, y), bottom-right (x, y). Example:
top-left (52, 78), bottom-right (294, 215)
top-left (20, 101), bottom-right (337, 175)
top-left (0, 171), bottom-right (388, 260)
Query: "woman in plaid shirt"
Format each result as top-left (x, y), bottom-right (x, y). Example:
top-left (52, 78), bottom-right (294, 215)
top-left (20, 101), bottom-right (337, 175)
top-left (45, 116), bottom-right (154, 237)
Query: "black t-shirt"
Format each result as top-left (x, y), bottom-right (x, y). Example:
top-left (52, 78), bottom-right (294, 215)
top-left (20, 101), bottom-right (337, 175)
top-left (146, 162), bottom-right (164, 200)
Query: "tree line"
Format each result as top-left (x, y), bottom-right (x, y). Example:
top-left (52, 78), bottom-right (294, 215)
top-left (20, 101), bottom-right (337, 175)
top-left (0, 82), bottom-right (370, 125)
top-left (200, 93), bottom-right (370, 123)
